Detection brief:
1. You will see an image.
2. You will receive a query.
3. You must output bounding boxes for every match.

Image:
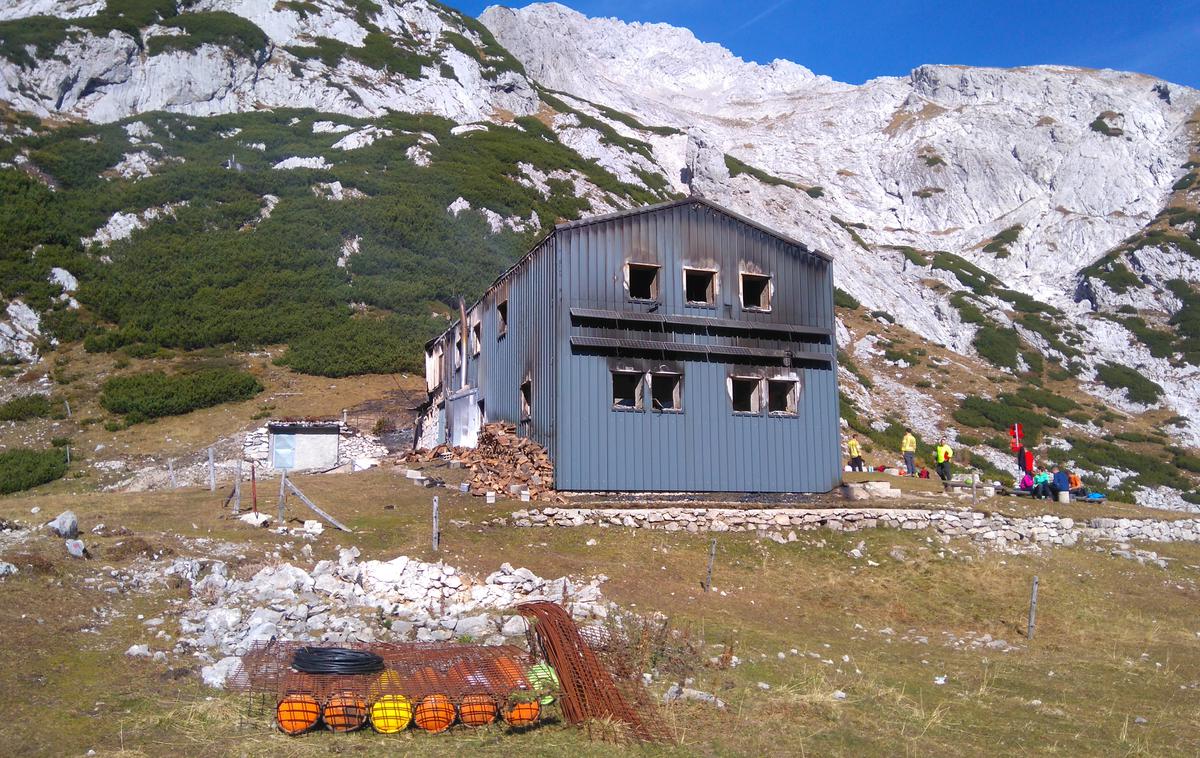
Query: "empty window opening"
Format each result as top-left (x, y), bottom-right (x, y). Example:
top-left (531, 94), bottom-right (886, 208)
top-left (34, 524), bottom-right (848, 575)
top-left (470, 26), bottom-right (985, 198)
top-left (497, 300), bottom-right (508, 336)
top-left (730, 377), bottom-right (761, 413)
top-left (650, 373), bottom-right (682, 411)
top-left (471, 321), bottom-right (482, 356)
top-left (628, 263), bottom-right (660, 300)
top-left (519, 379), bottom-right (531, 420)
top-left (741, 273), bottom-right (771, 310)
top-left (454, 337), bottom-right (463, 368)
top-left (684, 268), bottom-right (717, 305)
top-left (768, 379), bottom-right (798, 414)
top-left (612, 371), bottom-right (644, 410)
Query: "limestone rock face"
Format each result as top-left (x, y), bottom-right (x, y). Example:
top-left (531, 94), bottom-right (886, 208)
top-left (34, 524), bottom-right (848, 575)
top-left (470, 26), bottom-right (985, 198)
top-left (0, 0), bottom-right (541, 124)
top-left (482, 2), bottom-right (1200, 444)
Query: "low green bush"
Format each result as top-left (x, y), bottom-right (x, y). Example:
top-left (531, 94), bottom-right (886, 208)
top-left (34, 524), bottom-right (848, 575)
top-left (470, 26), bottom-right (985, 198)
top-left (953, 395), bottom-right (1058, 445)
top-left (0, 447), bottom-right (67, 494)
top-left (1095, 362), bottom-right (1163, 405)
top-left (100, 367), bottom-right (262, 423)
top-left (973, 324), bottom-right (1020, 370)
top-left (148, 12), bottom-right (269, 59)
top-left (833, 288), bottom-right (860, 310)
top-left (277, 316), bottom-right (436, 377)
top-left (724, 154), bottom-right (800, 190)
top-left (0, 394), bottom-right (51, 421)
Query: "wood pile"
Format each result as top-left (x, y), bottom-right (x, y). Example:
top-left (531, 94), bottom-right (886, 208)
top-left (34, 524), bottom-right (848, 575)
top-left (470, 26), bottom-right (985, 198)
top-left (407, 423), bottom-right (561, 502)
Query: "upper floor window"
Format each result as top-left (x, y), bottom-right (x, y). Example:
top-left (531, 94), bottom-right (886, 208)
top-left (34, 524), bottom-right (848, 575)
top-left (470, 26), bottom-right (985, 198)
top-left (471, 321), bottom-right (482, 356)
top-left (729, 376), bottom-right (761, 414)
top-left (767, 378), bottom-right (798, 415)
top-left (741, 273), bottom-right (772, 311)
top-left (627, 263), bottom-right (660, 301)
top-left (497, 300), bottom-right (508, 337)
top-left (684, 267), bottom-right (717, 306)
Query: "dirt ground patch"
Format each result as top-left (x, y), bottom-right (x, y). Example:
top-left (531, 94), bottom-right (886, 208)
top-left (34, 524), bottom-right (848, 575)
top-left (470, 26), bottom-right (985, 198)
top-left (0, 470), bottom-right (1197, 756)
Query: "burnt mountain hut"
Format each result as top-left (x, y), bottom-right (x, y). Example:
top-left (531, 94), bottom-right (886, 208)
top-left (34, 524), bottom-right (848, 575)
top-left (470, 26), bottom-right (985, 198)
top-left (418, 197), bottom-right (841, 493)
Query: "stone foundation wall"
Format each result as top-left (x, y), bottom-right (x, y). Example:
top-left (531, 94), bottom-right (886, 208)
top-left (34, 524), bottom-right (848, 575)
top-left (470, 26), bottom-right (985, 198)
top-left (510, 507), bottom-right (1200, 549)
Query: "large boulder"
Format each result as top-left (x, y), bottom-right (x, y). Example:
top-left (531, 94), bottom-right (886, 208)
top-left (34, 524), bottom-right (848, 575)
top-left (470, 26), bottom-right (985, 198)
top-left (49, 510), bottom-right (78, 539)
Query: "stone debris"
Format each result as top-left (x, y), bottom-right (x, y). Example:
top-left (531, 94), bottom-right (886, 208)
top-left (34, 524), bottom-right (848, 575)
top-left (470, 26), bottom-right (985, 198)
top-left (201, 656), bottom-right (242, 689)
top-left (125, 644), bottom-right (151, 657)
top-left (163, 550), bottom-right (607, 668)
top-left (49, 510), bottom-right (79, 539)
top-left (0, 561), bottom-right (17, 578)
top-left (65, 539), bottom-right (87, 558)
top-left (410, 423), bottom-right (561, 501)
top-left (663, 684), bottom-right (726, 708)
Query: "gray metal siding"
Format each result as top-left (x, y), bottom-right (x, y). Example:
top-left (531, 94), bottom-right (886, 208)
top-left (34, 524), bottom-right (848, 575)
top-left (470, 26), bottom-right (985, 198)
top-left (553, 200), bottom-right (840, 492)
top-left (464, 235), bottom-right (559, 456)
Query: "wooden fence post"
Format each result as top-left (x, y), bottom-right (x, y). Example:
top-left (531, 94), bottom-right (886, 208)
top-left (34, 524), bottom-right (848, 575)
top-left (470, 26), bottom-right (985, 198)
top-left (432, 496), bottom-right (440, 552)
top-left (207, 447), bottom-right (216, 491)
top-left (1027, 575), bottom-right (1039, 640)
top-left (703, 538), bottom-right (717, 591)
top-left (233, 459), bottom-right (242, 515)
top-left (277, 469), bottom-right (287, 526)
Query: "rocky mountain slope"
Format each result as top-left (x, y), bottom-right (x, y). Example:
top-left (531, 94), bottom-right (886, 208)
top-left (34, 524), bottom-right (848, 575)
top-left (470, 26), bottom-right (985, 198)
top-left (482, 5), bottom-right (1200, 441)
top-left (1, 0), bottom-right (1199, 508)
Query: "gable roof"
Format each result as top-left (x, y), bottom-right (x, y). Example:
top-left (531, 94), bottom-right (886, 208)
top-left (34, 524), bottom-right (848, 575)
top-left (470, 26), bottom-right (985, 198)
top-left (553, 196), bottom-right (832, 262)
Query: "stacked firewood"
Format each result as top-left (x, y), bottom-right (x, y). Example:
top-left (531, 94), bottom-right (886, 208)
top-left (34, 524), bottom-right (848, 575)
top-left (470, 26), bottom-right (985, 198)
top-left (406, 423), bottom-right (560, 501)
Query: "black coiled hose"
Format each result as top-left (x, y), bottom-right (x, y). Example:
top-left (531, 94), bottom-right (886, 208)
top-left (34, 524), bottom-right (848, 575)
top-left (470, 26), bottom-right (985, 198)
top-left (290, 646), bottom-right (384, 675)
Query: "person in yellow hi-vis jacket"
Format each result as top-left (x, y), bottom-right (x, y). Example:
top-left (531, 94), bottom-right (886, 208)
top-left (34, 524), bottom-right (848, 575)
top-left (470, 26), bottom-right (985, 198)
top-left (901, 429), bottom-right (917, 476)
top-left (847, 434), bottom-right (865, 472)
top-left (935, 439), bottom-right (954, 481)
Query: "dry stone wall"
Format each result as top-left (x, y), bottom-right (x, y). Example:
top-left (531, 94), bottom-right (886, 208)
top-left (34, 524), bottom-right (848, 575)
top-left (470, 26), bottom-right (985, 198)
top-left (511, 507), bottom-right (1200, 550)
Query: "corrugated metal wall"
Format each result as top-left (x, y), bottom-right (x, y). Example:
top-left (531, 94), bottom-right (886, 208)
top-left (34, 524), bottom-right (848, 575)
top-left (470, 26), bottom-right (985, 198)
top-left (435, 235), bottom-right (560, 456)
top-left (553, 200), bottom-right (840, 492)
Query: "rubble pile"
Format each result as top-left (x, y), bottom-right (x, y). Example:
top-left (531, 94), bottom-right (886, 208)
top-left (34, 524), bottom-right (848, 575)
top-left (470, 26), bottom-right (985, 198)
top-left (165, 548), bottom-right (607, 686)
top-left (410, 423), bottom-right (560, 501)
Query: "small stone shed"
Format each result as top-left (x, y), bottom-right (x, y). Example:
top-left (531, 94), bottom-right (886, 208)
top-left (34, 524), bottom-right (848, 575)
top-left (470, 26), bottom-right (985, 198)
top-left (268, 421), bottom-right (340, 471)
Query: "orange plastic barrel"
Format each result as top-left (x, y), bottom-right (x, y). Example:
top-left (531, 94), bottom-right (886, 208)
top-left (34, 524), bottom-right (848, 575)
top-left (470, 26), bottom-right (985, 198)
top-left (414, 693), bottom-right (457, 733)
top-left (494, 656), bottom-right (529, 690)
top-left (502, 698), bottom-right (540, 727)
top-left (324, 691), bottom-right (368, 732)
top-left (458, 693), bottom-right (498, 727)
top-left (276, 693), bottom-right (321, 735)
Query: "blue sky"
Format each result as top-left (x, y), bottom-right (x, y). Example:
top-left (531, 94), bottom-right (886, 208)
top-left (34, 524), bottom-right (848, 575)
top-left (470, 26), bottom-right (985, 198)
top-left (459, 1), bottom-right (1200, 88)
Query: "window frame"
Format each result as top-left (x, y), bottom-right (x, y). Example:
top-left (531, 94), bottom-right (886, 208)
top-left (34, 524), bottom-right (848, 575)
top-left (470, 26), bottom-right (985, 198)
top-left (728, 375), bottom-right (762, 415)
top-left (682, 266), bottom-right (719, 307)
top-left (611, 370), bottom-right (645, 412)
top-left (470, 320), bottom-right (482, 357)
top-left (649, 371), bottom-right (683, 413)
top-left (626, 262), bottom-right (661, 303)
top-left (519, 378), bottom-right (532, 421)
top-left (740, 271), bottom-right (773, 312)
top-left (496, 299), bottom-right (508, 339)
top-left (766, 377), bottom-right (800, 416)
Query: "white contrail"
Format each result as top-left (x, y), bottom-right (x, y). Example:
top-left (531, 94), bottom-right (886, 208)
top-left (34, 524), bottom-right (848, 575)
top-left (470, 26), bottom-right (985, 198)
top-left (737, 0), bottom-right (793, 31)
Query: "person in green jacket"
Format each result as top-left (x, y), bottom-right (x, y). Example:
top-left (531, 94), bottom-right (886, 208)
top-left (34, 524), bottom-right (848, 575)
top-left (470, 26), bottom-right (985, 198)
top-left (1031, 469), bottom-right (1053, 499)
top-left (935, 439), bottom-right (953, 481)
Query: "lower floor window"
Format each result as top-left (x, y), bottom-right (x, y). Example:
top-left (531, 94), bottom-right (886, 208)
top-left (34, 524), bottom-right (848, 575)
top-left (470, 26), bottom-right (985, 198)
top-left (650, 373), bottom-right (682, 411)
top-left (612, 371), bottom-right (643, 410)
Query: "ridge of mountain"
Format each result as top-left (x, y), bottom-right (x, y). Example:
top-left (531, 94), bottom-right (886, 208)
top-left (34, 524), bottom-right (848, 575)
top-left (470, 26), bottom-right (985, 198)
top-left (0, 0), bottom-right (1198, 508)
